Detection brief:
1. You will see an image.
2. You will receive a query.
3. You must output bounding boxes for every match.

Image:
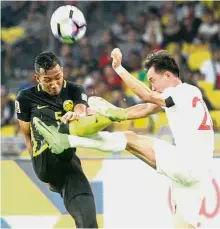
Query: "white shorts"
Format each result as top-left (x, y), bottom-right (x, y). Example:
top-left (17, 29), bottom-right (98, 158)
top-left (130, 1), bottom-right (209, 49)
top-left (153, 138), bottom-right (212, 226)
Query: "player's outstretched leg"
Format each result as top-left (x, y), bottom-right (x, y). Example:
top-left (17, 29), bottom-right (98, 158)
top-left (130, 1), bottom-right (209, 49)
top-left (34, 117), bottom-right (127, 154)
top-left (34, 117), bottom-right (157, 170)
top-left (58, 113), bottom-right (112, 136)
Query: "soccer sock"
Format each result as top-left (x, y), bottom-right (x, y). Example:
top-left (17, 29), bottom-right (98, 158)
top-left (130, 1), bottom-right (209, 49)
top-left (69, 114), bottom-right (112, 136)
top-left (67, 131), bottom-right (127, 152)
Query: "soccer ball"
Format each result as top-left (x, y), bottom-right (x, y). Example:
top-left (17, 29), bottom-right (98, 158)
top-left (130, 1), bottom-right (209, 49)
top-left (50, 5), bottom-right (87, 44)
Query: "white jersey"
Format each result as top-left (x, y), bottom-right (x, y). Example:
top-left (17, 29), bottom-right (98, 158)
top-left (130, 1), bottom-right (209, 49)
top-left (162, 83), bottom-right (214, 161)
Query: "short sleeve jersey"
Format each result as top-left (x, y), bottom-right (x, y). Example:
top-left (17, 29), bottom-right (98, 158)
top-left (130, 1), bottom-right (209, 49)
top-left (16, 80), bottom-right (88, 158)
top-left (161, 83), bottom-right (214, 158)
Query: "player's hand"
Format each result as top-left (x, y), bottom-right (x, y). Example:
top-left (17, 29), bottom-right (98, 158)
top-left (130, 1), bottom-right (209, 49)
top-left (111, 48), bottom-right (122, 69)
top-left (61, 111), bottom-right (81, 123)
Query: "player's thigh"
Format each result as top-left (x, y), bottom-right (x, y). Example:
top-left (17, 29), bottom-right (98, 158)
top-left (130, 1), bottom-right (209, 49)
top-left (66, 193), bottom-right (98, 228)
top-left (123, 131), bottom-right (190, 182)
top-left (124, 131), bottom-right (156, 168)
top-left (172, 181), bottom-right (203, 228)
top-left (124, 131), bottom-right (177, 171)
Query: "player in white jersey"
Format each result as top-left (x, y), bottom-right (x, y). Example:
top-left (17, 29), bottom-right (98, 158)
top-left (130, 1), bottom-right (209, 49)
top-left (34, 49), bottom-right (214, 228)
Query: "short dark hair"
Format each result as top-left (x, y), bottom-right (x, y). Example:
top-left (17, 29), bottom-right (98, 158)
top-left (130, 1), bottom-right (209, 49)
top-left (144, 50), bottom-right (180, 77)
top-left (34, 51), bottom-right (61, 74)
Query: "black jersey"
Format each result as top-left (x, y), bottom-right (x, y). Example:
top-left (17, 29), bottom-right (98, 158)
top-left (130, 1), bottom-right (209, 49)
top-left (16, 80), bottom-right (89, 187)
top-left (16, 80), bottom-right (87, 124)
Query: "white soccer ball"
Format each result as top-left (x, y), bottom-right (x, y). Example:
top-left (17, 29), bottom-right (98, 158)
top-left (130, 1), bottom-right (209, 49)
top-left (50, 5), bottom-right (87, 44)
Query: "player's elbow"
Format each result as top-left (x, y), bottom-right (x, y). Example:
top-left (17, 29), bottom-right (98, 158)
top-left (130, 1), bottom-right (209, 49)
top-left (140, 93), bottom-right (154, 103)
top-left (143, 93), bottom-right (165, 107)
top-left (132, 89), bottom-right (150, 102)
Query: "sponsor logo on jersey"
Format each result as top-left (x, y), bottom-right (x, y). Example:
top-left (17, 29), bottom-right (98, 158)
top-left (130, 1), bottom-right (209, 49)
top-left (15, 100), bottom-right (21, 113)
top-left (63, 100), bottom-right (74, 112)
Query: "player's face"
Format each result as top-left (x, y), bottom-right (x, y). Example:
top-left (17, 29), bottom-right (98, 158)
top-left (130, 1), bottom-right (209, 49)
top-left (37, 64), bottom-right (64, 96)
top-left (147, 67), bottom-right (170, 93)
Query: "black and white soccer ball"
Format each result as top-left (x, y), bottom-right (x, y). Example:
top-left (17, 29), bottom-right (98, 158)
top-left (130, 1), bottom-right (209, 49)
top-left (50, 5), bottom-right (87, 44)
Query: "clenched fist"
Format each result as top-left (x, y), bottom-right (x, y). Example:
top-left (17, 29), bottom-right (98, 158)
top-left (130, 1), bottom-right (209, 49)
top-left (111, 48), bottom-right (122, 69)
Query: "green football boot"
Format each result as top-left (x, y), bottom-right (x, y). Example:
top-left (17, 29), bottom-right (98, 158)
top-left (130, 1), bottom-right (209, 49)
top-left (88, 96), bottom-right (128, 122)
top-left (33, 117), bottom-right (70, 154)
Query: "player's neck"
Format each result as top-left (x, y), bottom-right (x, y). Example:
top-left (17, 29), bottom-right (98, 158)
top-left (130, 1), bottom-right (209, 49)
top-left (172, 78), bottom-right (182, 87)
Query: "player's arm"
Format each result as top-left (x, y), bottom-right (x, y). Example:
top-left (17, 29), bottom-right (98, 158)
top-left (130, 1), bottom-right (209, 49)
top-left (111, 48), bottom-right (166, 107)
top-left (126, 103), bottom-right (162, 119)
top-left (18, 120), bottom-right (32, 154)
top-left (107, 103), bottom-right (162, 121)
top-left (15, 91), bottom-right (32, 155)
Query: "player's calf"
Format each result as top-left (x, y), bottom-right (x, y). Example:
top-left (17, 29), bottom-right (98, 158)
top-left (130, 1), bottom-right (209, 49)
top-left (66, 194), bottom-right (98, 228)
top-left (58, 114), bottom-right (112, 136)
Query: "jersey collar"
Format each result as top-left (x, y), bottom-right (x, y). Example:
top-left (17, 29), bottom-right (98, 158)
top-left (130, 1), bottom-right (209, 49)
top-left (63, 80), bottom-right (67, 88)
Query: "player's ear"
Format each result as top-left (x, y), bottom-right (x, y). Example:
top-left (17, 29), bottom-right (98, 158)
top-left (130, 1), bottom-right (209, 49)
top-left (35, 74), bottom-right (40, 83)
top-left (164, 71), bottom-right (171, 80)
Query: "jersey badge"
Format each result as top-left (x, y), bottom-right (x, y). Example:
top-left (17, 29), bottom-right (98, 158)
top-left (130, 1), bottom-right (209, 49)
top-left (63, 100), bottom-right (74, 112)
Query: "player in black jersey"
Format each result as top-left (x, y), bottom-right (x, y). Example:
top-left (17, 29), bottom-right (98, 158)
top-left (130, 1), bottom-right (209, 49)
top-left (16, 52), bottom-right (112, 228)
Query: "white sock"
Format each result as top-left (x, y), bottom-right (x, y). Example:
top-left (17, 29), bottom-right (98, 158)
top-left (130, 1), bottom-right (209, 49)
top-left (68, 131), bottom-right (127, 152)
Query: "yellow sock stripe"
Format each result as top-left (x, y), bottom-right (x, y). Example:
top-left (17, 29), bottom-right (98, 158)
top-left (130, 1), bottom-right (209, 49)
top-left (30, 125), bottom-right (48, 157)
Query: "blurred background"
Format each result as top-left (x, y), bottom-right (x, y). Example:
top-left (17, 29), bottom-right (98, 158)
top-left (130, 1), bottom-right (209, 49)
top-left (1, 1), bottom-right (220, 228)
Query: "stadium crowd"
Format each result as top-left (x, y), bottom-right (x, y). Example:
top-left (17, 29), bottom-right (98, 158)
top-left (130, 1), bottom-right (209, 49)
top-left (1, 1), bottom-right (220, 136)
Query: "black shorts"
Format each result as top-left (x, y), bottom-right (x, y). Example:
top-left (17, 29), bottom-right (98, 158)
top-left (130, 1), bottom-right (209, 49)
top-left (32, 148), bottom-right (93, 199)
